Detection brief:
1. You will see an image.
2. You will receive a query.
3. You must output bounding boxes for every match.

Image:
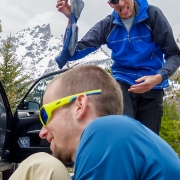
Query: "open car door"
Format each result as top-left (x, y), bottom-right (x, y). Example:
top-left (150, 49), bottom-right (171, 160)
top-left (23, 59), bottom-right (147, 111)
top-left (0, 68), bottom-right (68, 180)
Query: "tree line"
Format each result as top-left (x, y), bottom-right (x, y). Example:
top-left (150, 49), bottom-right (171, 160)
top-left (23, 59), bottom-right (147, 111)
top-left (0, 21), bottom-right (32, 112)
top-left (0, 20), bottom-right (180, 155)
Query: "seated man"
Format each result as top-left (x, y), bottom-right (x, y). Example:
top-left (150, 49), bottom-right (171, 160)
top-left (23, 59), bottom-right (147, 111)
top-left (9, 65), bottom-right (180, 180)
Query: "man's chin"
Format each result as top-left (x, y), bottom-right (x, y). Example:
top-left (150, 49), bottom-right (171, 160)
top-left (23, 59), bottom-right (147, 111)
top-left (52, 151), bottom-right (74, 167)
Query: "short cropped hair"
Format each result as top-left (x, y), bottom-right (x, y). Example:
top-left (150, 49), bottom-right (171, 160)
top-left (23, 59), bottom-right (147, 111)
top-left (48, 65), bottom-right (123, 116)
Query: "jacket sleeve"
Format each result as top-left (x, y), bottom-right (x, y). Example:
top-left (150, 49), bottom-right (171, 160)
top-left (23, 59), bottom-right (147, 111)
top-left (69, 15), bottom-right (113, 61)
top-left (55, 15), bottom-right (112, 69)
top-left (55, 0), bottom-right (84, 69)
top-left (148, 5), bottom-right (180, 80)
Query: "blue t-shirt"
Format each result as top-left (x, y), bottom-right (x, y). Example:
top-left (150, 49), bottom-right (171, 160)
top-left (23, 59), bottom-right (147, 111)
top-left (73, 115), bottom-right (180, 180)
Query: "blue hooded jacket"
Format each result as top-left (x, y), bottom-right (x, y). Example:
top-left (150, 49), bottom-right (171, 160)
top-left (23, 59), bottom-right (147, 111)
top-left (56, 0), bottom-right (180, 89)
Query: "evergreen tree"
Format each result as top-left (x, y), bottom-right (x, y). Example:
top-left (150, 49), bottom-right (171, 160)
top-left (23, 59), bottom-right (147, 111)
top-left (105, 67), bottom-right (112, 74)
top-left (0, 36), bottom-right (32, 113)
top-left (160, 100), bottom-right (180, 156)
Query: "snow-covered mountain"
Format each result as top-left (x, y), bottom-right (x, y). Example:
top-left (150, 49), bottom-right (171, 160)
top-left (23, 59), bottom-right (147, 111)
top-left (0, 24), bottom-right (112, 80)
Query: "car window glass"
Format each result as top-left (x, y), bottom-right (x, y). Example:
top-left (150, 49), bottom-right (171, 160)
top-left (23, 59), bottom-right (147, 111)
top-left (18, 74), bottom-right (59, 110)
top-left (0, 94), bottom-right (6, 152)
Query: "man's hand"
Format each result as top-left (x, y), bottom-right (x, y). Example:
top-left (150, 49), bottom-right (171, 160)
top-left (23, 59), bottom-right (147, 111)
top-left (128, 74), bottom-right (163, 93)
top-left (56, 0), bottom-right (71, 19)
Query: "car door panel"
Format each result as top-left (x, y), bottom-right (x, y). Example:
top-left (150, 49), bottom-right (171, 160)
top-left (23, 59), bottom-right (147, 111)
top-left (0, 68), bottom-right (68, 165)
top-left (0, 83), bottom-right (13, 160)
top-left (9, 109), bottom-right (50, 162)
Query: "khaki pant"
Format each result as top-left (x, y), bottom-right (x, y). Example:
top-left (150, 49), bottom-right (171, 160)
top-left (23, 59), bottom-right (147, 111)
top-left (9, 152), bottom-right (72, 180)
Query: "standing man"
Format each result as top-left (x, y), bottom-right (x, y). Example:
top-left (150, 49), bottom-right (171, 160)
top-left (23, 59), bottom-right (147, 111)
top-left (56, 0), bottom-right (180, 134)
top-left (9, 65), bottom-right (180, 180)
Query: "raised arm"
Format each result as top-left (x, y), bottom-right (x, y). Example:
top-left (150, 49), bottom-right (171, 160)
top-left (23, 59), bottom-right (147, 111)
top-left (56, 0), bottom-right (71, 27)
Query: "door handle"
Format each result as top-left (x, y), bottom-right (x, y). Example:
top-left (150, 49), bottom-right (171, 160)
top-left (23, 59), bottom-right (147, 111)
top-left (27, 112), bottom-right (36, 116)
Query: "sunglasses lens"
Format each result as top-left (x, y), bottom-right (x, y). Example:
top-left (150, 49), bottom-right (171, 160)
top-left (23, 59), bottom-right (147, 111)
top-left (40, 107), bottom-right (48, 125)
top-left (110, 0), bottom-right (119, 4)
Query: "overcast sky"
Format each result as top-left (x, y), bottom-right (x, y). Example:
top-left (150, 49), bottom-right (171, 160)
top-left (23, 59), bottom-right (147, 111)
top-left (1, 0), bottom-right (180, 45)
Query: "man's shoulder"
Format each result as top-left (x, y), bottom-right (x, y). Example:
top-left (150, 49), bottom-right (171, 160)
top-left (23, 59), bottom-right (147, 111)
top-left (98, 14), bottom-right (114, 24)
top-left (146, 5), bottom-right (165, 29)
top-left (148, 4), bottom-right (163, 15)
top-left (87, 115), bottom-right (141, 131)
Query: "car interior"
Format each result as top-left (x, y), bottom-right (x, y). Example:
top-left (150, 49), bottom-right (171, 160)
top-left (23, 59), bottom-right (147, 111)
top-left (0, 68), bottom-right (68, 179)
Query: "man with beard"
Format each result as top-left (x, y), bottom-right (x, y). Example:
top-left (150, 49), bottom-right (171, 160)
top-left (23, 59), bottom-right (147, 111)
top-left (9, 65), bottom-right (180, 180)
top-left (55, 0), bottom-right (180, 135)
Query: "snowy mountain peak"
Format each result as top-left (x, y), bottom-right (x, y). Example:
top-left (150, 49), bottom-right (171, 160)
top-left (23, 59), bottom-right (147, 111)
top-left (0, 24), bottom-right (112, 80)
top-left (13, 24), bottom-right (52, 41)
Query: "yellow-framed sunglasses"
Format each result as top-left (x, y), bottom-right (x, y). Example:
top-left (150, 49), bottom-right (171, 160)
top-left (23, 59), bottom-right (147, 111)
top-left (39, 89), bottom-right (102, 127)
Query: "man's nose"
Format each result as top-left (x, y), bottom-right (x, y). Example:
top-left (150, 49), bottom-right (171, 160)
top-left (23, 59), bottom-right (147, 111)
top-left (39, 126), bottom-right (48, 139)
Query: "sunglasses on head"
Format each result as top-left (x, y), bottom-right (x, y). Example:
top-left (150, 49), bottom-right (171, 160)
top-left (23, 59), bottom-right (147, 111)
top-left (109, 0), bottom-right (119, 4)
top-left (39, 89), bottom-right (102, 127)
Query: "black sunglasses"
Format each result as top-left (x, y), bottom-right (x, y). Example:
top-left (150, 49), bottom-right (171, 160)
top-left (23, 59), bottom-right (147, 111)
top-left (109, 0), bottom-right (119, 4)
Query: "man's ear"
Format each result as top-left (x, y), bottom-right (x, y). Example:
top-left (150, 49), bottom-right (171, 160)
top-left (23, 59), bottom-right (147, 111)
top-left (74, 94), bottom-right (88, 120)
top-left (108, 1), bottom-right (113, 8)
